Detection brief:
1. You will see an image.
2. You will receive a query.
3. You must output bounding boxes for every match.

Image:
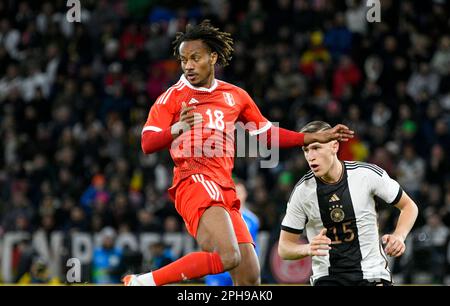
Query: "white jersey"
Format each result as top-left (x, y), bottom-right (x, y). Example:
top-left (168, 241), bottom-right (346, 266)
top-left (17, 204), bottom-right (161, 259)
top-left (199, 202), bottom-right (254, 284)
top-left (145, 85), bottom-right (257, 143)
top-left (281, 161), bottom-right (403, 285)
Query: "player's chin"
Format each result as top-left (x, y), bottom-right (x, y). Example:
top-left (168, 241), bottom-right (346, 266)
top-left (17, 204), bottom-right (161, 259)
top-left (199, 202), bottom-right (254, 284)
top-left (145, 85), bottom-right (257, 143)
top-left (187, 75), bottom-right (201, 85)
top-left (311, 168), bottom-right (324, 177)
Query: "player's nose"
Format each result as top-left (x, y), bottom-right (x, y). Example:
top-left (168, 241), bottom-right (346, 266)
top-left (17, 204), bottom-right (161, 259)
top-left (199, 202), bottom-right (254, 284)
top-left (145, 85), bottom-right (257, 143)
top-left (185, 60), bottom-right (195, 70)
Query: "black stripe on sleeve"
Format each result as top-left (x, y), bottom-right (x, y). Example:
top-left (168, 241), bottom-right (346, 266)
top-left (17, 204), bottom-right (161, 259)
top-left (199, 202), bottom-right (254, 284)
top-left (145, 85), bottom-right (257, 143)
top-left (287, 171), bottom-right (313, 204)
top-left (389, 188), bottom-right (403, 205)
top-left (281, 225), bottom-right (303, 234)
top-left (371, 163), bottom-right (384, 174)
top-left (347, 165), bottom-right (383, 177)
top-left (297, 171), bottom-right (314, 186)
top-left (357, 161), bottom-right (384, 174)
top-left (350, 161), bottom-right (384, 176)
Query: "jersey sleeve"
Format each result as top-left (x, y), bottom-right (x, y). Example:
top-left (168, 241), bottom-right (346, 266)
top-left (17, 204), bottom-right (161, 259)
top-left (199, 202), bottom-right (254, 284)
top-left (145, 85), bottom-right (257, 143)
top-left (142, 91), bottom-right (177, 134)
top-left (238, 89), bottom-right (272, 136)
top-left (281, 186), bottom-right (307, 234)
top-left (371, 167), bottom-right (403, 205)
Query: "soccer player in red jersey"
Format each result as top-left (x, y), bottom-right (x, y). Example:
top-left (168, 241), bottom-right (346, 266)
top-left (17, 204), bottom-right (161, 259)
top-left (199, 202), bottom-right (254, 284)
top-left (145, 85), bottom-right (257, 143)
top-left (123, 20), bottom-right (354, 286)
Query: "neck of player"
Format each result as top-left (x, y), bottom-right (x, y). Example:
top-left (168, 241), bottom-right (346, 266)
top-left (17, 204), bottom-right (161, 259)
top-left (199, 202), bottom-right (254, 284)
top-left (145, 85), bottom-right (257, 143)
top-left (198, 70), bottom-right (215, 88)
top-left (321, 159), bottom-right (343, 184)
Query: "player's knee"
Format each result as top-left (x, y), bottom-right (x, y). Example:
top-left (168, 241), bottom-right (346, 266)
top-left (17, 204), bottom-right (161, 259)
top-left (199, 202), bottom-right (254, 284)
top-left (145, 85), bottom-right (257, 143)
top-left (220, 249), bottom-right (241, 270)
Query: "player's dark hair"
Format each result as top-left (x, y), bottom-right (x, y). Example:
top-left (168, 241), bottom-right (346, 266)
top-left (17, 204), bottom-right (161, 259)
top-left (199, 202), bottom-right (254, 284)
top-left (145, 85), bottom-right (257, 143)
top-left (172, 20), bottom-right (234, 67)
top-left (300, 121), bottom-right (332, 133)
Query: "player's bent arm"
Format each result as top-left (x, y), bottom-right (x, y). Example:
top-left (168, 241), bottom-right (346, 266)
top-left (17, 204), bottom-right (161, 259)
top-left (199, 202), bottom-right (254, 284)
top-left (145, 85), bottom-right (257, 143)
top-left (279, 228), bottom-right (331, 259)
top-left (382, 191), bottom-right (418, 257)
top-left (141, 103), bottom-right (203, 154)
top-left (392, 191), bottom-right (419, 241)
top-left (278, 230), bottom-right (310, 260)
top-left (141, 120), bottom-right (198, 154)
top-left (141, 129), bottom-right (174, 154)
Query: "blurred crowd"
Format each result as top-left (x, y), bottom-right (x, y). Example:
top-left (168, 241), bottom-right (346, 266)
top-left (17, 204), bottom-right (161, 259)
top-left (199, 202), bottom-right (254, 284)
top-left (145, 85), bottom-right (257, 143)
top-left (0, 0), bottom-right (449, 284)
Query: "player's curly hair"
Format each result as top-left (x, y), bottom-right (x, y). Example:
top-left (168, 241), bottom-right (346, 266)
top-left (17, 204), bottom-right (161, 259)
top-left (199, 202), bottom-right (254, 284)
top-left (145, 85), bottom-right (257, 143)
top-left (172, 20), bottom-right (234, 67)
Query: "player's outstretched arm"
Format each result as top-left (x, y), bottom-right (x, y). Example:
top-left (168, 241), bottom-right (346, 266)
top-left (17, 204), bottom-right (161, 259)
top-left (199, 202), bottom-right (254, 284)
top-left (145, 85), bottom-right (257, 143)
top-left (278, 229), bottom-right (331, 260)
top-left (303, 124), bottom-right (354, 145)
top-left (382, 192), bottom-right (418, 257)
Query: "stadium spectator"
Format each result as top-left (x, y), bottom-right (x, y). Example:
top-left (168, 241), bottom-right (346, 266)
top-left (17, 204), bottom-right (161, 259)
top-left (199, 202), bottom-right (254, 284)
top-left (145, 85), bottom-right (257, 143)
top-left (148, 241), bottom-right (175, 270)
top-left (411, 210), bottom-right (449, 284)
top-left (92, 227), bottom-right (123, 284)
top-left (18, 257), bottom-right (60, 284)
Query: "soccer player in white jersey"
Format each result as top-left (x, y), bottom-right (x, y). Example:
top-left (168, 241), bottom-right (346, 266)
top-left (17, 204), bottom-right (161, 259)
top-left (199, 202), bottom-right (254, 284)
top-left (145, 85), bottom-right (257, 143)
top-left (278, 121), bottom-right (418, 286)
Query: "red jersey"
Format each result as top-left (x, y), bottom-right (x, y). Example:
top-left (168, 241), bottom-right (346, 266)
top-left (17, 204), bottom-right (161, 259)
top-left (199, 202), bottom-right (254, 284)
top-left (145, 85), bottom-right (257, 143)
top-left (143, 75), bottom-right (271, 189)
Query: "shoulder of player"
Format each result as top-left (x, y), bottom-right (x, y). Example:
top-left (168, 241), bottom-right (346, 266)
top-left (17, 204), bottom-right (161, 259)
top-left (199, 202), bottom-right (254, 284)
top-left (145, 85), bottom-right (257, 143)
top-left (292, 171), bottom-right (316, 194)
top-left (344, 161), bottom-right (384, 177)
top-left (154, 80), bottom-right (186, 105)
top-left (287, 171), bottom-right (315, 205)
top-left (217, 79), bottom-right (247, 95)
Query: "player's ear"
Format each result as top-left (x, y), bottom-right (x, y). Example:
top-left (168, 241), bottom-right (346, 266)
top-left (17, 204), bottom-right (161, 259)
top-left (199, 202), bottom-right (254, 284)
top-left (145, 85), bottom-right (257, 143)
top-left (332, 140), bottom-right (339, 153)
top-left (210, 52), bottom-right (218, 65)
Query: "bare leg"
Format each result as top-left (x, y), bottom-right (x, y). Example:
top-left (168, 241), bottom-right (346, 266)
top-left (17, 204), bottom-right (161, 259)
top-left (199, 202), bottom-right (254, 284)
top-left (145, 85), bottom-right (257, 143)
top-left (196, 206), bottom-right (241, 271)
top-left (229, 243), bottom-right (261, 285)
top-left (124, 206), bottom-right (241, 286)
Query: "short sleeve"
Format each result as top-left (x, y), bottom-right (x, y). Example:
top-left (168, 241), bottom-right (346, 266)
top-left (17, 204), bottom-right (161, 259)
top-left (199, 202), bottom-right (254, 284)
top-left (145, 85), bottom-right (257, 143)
top-left (281, 187), bottom-right (307, 234)
top-left (142, 92), bottom-right (177, 134)
top-left (238, 89), bottom-right (271, 136)
top-left (372, 169), bottom-right (403, 205)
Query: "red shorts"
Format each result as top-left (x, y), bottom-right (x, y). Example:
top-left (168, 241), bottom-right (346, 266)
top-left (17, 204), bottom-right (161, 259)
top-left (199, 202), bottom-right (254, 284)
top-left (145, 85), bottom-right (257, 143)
top-left (168, 174), bottom-right (253, 244)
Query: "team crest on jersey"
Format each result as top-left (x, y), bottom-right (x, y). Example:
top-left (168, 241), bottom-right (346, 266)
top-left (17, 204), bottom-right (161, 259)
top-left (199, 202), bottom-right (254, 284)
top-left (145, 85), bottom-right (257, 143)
top-left (223, 92), bottom-right (235, 106)
top-left (329, 205), bottom-right (345, 223)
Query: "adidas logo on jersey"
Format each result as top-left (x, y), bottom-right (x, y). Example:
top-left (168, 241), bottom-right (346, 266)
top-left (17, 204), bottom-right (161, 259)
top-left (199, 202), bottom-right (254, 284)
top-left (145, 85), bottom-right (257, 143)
top-left (329, 194), bottom-right (340, 202)
top-left (188, 98), bottom-right (199, 105)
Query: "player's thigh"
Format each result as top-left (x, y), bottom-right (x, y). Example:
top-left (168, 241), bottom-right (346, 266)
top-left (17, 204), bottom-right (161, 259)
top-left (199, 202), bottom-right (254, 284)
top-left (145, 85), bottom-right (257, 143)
top-left (196, 205), bottom-right (240, 256)
top-left (175, 175), bottom-right (230, 239)
top-left (229, 243), bottom-right (260, 285)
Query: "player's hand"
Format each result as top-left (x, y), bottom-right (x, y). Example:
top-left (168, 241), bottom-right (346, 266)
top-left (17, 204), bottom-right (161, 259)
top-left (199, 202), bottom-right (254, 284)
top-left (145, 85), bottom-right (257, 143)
top-left (305, 124), bottom-right (354, 145)
top-left (382, 234), bottom-right (406, 257)
top-left (307, 228), bottom-right (332, 256)
top-left (171, 102), bottom-right (203, 138)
